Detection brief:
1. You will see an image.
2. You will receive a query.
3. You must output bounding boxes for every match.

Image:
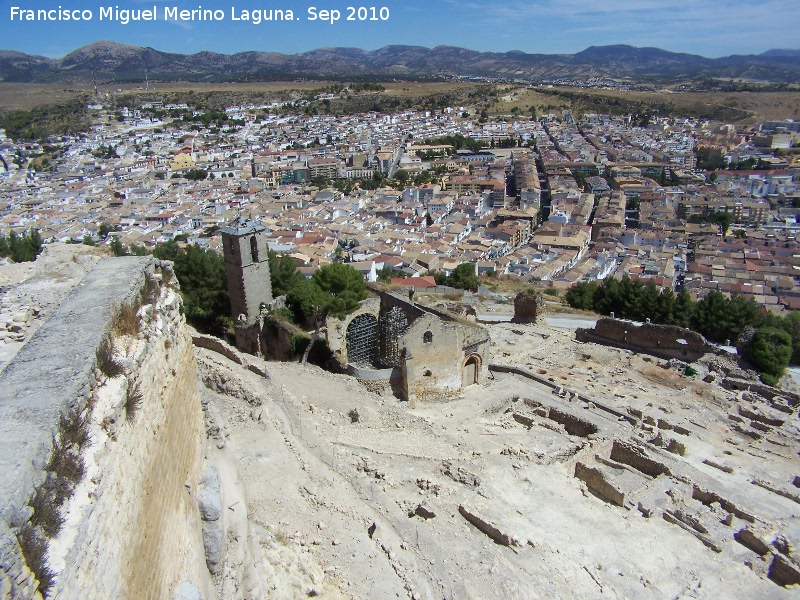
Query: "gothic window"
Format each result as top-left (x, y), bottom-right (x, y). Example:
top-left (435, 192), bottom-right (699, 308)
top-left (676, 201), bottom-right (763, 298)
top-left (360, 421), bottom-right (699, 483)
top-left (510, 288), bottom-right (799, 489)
top-left (250, 235), bottom-right (259, 262)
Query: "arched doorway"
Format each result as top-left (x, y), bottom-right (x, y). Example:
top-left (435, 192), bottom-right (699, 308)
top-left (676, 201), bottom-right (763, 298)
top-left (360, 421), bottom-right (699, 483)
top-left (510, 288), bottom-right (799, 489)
top-left (462, 354), bottom-right (481, 388)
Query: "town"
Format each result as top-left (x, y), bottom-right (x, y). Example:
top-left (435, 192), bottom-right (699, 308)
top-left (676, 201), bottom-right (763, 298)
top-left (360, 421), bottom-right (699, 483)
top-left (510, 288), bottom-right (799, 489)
top-left (1, 87), bottom-right (799, 313)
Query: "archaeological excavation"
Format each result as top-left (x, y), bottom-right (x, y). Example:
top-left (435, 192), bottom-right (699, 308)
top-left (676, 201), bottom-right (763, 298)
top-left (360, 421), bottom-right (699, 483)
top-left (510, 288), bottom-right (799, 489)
top-left (1, 246), bottom-right (799, 599)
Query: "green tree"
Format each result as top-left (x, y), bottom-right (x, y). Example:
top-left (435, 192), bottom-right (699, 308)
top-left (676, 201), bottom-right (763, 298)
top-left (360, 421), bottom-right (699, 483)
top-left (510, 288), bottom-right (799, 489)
top-left (593, 277), bottom-right (622, 316)
top-left (153, 241), bottom-right (230, 333)
top-left (448, 263), bottom-right (478, 291)
top-left (0, 229), bottom-right (42, 262)
top-left (695, 147), bottom-right (726, 171)
top-left (636, 280), bottom-right (660, 322)
top-left (395, 169), bottom-right (409, 184)
top-left (780, 311), bottom-right (800, 365)
top-left (690, 291), bottom-right (758, 344)
top-left (565, 281), bottom-right (598, 310)
top-left (109, 237), bottom-right (126, 257)
top-left (746, 327), bottom-right (792, 385)
top-left (98, 222), bottom-right (119, 239)
top-left (183, 168), bottom-right (208, 181)
top-left (376, 266), bottom-right (395, 283)
top-left (653, 288), bottom-right (676, 325)
top-left (616, 274), bottom-right (642, 319)
top-left (673, 290), bottom-right (694, 328)
top-left (311, 175), bottom-right (329, 188)
top-left (286, 263), bottom-right (367, 365)
top-left (267, 249), bottom-right (304, 297)
top-left (688, 211), bottom-right (733, 235)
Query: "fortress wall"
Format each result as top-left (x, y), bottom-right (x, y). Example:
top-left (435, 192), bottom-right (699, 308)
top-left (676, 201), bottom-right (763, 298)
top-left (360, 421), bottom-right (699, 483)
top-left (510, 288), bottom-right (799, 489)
top-left (576, 318), bottom-right (716, 363)
top-left (0, 257), bottom-right (209, 600)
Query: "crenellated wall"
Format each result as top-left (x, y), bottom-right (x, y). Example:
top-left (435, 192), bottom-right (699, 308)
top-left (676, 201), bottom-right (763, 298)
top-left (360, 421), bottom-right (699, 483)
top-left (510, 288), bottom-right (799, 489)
top-left (0, 257), bottom-right (211, 600)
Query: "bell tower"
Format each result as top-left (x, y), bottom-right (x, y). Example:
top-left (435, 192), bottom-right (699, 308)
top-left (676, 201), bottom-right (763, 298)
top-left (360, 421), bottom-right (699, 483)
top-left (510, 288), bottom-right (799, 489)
top-left (220, 217), bottom-right (272, 353)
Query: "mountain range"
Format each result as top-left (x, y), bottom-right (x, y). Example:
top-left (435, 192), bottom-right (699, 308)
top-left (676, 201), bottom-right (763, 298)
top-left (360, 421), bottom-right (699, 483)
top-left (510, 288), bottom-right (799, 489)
top-left (1, 41), bottom-right (800, 83)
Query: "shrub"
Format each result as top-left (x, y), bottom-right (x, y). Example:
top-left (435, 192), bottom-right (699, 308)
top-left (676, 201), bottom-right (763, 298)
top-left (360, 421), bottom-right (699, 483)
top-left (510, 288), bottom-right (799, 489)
top-left (111, 301), bottom-right (140, 337)
top-left (125, 381), bottom-right (143, 422)
top-left (348, 409), bottom-right (360, 423)
top-left (58, 410), bottom-right (89, 450)
top-left (47, 439), bottom-right (85, 493)
top-left (96, 336), bottom-right (123, 378)
top-left (142, 274), bottom-right (159, 305)
top-left (747, 327), bottom-right (792, 384)
top-left (16, 524), bottom-right (54, 596)
top-left (29, 479), bottom-right (64, 538)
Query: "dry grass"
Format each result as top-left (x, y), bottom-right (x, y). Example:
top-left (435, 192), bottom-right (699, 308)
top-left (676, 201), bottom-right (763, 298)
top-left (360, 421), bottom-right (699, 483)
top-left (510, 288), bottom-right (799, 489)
top-left (125, 380), bottom-right (143, 422)
top-left (5, 79), bottom-right (796, 125)
top-left (15, 523), bottom-right (55, 596)
top-left (380, 82), bottom-right (476, 98)
top-left (111, 301), bottom-right (140, 337)
top-left (273, 528), bottom-right (291, 546)
top-left (0, 83), bottom-right (89, 111)
top-left (487, 85), bottom-right (800, 125)
top-left (96, 335), bottom-right (123, 378)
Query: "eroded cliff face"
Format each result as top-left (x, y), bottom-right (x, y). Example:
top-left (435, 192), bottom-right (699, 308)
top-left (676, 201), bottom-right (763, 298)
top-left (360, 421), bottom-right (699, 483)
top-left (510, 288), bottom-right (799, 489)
top-left (0, 253), bottom-right (211, 600)
top-left (53, 259), bottom-right (210, 600)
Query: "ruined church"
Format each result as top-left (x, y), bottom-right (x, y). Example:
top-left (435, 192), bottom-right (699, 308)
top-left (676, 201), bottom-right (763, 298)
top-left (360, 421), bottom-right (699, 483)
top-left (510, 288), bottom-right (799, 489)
top-left (220, 216), bottom-right (489, 401)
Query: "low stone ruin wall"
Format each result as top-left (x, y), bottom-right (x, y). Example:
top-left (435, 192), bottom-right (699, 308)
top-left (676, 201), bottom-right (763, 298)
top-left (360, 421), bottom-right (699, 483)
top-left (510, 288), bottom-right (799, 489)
top-left (576, 318), bottom-right (717, 363)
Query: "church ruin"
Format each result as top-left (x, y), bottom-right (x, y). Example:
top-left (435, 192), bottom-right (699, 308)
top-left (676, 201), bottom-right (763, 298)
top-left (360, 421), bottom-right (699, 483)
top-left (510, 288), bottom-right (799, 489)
top-left (326, 289), bottom-right (490, 404)
top-left (220, 219), bottom-right (490, 401)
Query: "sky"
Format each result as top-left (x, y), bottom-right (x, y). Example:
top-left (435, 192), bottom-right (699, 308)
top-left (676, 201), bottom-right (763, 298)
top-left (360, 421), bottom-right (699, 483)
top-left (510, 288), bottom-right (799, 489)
top-left (2, 0), bottom-right (799, 59)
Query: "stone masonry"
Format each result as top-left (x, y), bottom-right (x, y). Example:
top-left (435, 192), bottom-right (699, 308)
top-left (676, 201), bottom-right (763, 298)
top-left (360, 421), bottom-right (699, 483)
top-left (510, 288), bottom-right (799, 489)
top-left (0, 256), bottom-right (209, 600)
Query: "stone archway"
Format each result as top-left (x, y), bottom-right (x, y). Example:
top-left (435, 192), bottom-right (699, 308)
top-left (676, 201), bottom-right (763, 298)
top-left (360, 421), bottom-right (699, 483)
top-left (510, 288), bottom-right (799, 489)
top-left (461, 354), bottom-right (481, 388)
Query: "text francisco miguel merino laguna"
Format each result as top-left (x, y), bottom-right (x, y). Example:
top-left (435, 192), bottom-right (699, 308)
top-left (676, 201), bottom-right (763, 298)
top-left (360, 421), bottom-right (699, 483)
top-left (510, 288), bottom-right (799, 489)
top-left (9, 5), bottom-right (391, 24)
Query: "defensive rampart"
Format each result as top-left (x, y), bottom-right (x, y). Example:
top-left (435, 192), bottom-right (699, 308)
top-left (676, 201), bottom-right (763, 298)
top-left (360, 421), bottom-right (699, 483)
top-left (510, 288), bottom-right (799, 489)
top-left (576, 318), bottom-right (717, 363)
top-left (0, 257), bottom-right (209, 599)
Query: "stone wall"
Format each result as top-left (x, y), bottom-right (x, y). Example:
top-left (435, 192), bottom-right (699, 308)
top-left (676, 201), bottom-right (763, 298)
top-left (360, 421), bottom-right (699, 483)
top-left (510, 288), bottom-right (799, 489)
top-left (325, 289), bottom-right (491, 401)
top-left (260, 316), bottom-right (300, 362)
top-left (0, 257), bottom-right (209, 600)
top-left (576, 318), bottom-right (717, 363)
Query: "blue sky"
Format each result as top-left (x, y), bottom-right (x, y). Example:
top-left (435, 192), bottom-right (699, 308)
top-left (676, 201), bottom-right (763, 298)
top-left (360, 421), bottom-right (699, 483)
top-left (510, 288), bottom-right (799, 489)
top-left (2, 0), bottom-right (799, 58)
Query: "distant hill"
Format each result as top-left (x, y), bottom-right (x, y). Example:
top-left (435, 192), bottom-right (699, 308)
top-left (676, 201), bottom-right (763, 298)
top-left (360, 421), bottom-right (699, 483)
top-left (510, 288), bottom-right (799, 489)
top-left (1, 41), bottom-right (799, 83)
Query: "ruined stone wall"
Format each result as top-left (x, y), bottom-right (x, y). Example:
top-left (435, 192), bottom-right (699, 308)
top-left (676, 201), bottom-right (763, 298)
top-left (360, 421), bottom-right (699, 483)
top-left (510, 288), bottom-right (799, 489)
top-left (0, 257), bottom-right (209, 600)
top-left (326, 298), bottom-right (381, 365)
top-left (325, 290), bottom-right (491, 401)
top-left (576, 318), bottom-right (716, 362)
top-left (367, 288), bottom-right (427, 325)
top-left (401, 314), bottom-right (465, 400)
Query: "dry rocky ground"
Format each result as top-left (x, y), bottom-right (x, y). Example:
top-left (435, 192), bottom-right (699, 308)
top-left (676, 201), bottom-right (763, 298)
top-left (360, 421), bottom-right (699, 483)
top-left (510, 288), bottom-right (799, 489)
top-left (196, 317), bottom-right (800, 599)
top-left (0, 243), bottom-right (103, 370)
top-left (1, 247), bottom-right (798, 599)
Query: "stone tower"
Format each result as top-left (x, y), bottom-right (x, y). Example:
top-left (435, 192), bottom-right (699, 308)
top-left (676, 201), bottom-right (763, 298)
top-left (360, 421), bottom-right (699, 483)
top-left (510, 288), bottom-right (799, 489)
top-left (220, 217), bottom-right (272, 353)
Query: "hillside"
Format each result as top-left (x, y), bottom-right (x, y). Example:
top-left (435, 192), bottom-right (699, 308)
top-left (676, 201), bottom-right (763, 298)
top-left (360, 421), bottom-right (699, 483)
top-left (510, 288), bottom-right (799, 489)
top-left (2, 41), bottom-right (800, 83)
top-left (0, 247), bottom-right (799, 598)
